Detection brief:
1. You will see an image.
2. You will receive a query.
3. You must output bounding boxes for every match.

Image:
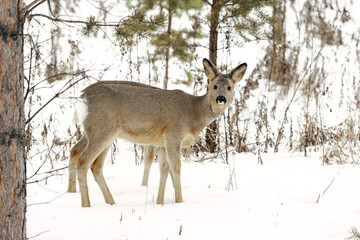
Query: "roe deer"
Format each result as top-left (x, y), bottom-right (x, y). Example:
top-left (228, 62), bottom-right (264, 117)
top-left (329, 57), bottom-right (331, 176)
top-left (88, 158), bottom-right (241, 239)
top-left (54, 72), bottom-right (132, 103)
top-left (141, 145), bottom-right (176, 190)
top-left (67, 58), bottom-right (247, 207)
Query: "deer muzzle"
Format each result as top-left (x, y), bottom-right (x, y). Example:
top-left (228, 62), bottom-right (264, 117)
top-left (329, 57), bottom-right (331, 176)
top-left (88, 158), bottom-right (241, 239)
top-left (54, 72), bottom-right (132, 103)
top-left (216, 95), bottom-right (227, 106)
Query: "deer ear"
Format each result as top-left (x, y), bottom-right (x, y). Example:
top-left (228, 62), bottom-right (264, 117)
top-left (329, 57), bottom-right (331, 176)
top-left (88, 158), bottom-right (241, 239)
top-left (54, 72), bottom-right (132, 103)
top-left (203, 58), bottom-right (219, 81)
top-left (229, 63), bottom-right (247, 83)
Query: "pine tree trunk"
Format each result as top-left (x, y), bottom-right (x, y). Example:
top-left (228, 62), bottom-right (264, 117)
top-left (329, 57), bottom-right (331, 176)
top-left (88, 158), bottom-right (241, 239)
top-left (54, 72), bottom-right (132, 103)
top-left (0, 1), bottom-right (26, 239)
top-left (209, 0), bottom-right (219, 66)
top-left (163, 10), bottom-right (172, 90)
top-left (270, 0), bottom-right (286, 85)
top-left (273, 0), bottom-right (287, 153)
top-left (205, 0), bottom-right (220, 153)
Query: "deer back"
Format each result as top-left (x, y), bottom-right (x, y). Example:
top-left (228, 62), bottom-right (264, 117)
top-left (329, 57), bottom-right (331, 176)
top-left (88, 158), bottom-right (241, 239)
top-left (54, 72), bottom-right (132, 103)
top-left (80, 82), bottom-right (207, 146)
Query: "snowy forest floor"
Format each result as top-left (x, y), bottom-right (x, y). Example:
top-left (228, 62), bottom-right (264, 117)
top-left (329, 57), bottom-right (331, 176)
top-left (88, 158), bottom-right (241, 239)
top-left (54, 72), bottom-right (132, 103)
top-left (27, 146), bottom-right (360, 240)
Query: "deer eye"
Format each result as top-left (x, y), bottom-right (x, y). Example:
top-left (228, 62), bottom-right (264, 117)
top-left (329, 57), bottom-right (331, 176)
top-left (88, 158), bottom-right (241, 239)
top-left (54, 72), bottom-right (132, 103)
top-left (214, 85), bottom-right (218, 90)
top-left (227, 86), bottom-right (231, 91)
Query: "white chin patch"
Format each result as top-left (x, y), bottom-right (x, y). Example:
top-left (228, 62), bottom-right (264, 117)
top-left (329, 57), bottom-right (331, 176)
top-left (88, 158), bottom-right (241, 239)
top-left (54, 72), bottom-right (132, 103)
top-left (217, 102), bottom-right (225, 106)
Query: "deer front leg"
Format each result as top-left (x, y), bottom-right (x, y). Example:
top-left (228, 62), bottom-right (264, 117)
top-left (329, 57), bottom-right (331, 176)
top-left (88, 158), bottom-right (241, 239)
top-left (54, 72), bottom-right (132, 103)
top-left (141, 145), bottom-right (156, 187)
top-left (165, 140), bottom-right (183, 203)
top-left (156, 148), bottom-right (169, 204)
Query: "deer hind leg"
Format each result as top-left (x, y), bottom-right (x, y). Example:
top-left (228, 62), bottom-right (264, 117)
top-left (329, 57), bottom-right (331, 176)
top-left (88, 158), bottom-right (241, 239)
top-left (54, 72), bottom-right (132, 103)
top-left (68, 137), bottom-right (87, 193)
top-left (90, 146), bottom-right (115, 205)
top-left (77, 134), bottom-right (116, 207)
top-left (141, 145), bottom-right (156, 186)
top-left (156, 148), bottom-right (169, 204)
top-left (165, 140), bottom-right (183, 203)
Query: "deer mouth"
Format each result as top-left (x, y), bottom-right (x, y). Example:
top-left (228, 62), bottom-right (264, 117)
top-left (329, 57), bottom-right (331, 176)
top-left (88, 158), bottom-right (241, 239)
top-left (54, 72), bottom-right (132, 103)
top-left (216, 96), bottom-right (227, 106)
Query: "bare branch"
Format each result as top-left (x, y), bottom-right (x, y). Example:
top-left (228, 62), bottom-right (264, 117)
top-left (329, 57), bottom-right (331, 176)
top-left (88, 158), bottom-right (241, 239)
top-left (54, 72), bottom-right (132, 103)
top-left (39, 166), bottom-right (68, 176)
top-left (202, 0), bottom-right (212, 6)
top-left (30, 72), bottom-right (86, 92)
top-left (26, 75), bottom-right (87, 125)
top-left (27, 192), bottom-right (67, 206)
top-left (274, 42), bottom-right (326, 152)
top-left (22, 0), bottom-right (46, 15)
top-left (24, 46), bottom-right (33, 101)
top-left (27, 230), bottom-right (51, 239)
top-left (27, 157), bottom-right (47, 181)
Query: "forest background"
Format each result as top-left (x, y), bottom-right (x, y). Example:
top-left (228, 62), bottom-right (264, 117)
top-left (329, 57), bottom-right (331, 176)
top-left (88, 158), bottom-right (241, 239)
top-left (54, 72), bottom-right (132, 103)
top-left (1, 0), bottom-right (360, 239)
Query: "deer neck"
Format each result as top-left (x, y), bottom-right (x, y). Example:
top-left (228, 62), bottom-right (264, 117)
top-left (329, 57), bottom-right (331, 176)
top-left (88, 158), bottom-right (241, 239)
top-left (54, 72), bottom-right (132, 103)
top-left (196, 93), bottom-right (225, 127)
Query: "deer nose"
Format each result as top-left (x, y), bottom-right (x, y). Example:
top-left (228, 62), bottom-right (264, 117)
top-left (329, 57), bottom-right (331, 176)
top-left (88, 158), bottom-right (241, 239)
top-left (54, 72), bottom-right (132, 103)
top-left (216, 95), bottom-right (227, 106)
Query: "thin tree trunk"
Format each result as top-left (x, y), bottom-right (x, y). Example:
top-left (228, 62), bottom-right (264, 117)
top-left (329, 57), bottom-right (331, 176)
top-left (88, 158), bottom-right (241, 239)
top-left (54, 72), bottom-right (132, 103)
top-left (163, 9), bottom-right (172, 90)
top-left (0, 1), bottom-right (26, 239)
top-left (209, 0), bottom-right (219, 66)
top-left (205, 0), bottom-right (220, 153)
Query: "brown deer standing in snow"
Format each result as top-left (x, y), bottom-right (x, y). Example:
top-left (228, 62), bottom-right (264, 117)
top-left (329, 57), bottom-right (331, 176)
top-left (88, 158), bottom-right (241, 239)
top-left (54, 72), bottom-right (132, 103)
top-left (67, 58), bottom-right (247, 207)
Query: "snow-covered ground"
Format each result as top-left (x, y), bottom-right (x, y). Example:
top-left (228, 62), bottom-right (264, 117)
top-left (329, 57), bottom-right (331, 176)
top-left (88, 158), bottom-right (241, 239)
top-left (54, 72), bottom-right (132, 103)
top-left (27, 145), bottom-right (360, 240)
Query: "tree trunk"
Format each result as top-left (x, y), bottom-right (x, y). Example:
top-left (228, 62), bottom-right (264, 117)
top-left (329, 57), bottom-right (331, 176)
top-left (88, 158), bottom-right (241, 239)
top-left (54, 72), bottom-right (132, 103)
top-left (0, 1), bottom-right (26, 239)
top-left (272, 0), bottom-right (287, 153)
top-left (205, 0), bottom-right (220, 153)
top-left (163, 9), bottom-right (172, 90)
top-left (270, 0), bottom-right (286, 86)
top-left (209, 0), bottom-right (219, 67)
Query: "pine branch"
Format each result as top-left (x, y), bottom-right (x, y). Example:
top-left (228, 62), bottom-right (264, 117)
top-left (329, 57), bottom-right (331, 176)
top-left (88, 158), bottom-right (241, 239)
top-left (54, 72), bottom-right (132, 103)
top-left (29, 13), bottom-right (165, 28)
top-left (29, 12), bottom-right (165, 43)
top-left (28, 13), bottom-right (119, 27)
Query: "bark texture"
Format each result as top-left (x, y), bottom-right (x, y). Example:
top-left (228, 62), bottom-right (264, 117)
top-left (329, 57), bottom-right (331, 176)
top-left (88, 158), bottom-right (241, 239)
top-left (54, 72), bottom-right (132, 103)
top-left (205, 0), bottom-right (220, 153)
top-left (163, 10), bottom-right (172, 90)
top-left (0, 0), bottom-right (26, 239)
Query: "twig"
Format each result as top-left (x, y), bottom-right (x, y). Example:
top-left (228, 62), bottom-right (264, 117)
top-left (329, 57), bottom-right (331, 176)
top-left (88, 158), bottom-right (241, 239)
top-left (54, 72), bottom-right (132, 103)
top-left (225, 154), bottom-right (237, 191)
top-left (22, 0), bottom-right (46, 15)
top-left (179, 225), bottom-right (183, 235)
top-left (274, 42), bottom-right (326, 152)
top-left (24, 44), bottom-right (33, 101)
top-left (28, 192), bottom-right (67, 207)
top-left (27, 230), bottom-right (50, 239)
top-left (29, 72), bottom-right (85, 92)
top-left (202, 0), bottom-right (212, 7)
top-left (27, 131), bottom-right (76, 182)
top-left (322, 177), bottom-right (335, 196)
top-left (316, 177), bottom-right (335, 203)
top-left (37, 166), bottom-right (68, 176)
top-left (27, 158), bottom-right (48, 180)
top-left (223, 113), bottom-right (229, 164)
top-left (26, 76), bottom-right (87, 124)
top-left (27, 173), bottom-right (63, 184)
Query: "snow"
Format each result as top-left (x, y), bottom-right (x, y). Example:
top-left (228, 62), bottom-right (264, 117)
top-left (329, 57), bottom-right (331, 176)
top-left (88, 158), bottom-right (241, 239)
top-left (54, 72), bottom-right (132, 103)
top-left (27, 147), bottom-right (360, 240)
top-left (22, 1), bottom-right (360, 239)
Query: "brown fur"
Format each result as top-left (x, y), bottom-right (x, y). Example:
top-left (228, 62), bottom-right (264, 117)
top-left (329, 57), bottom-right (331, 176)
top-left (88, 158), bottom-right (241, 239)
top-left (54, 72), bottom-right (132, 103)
top-left (67, 58), bottom-right (247, 207)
